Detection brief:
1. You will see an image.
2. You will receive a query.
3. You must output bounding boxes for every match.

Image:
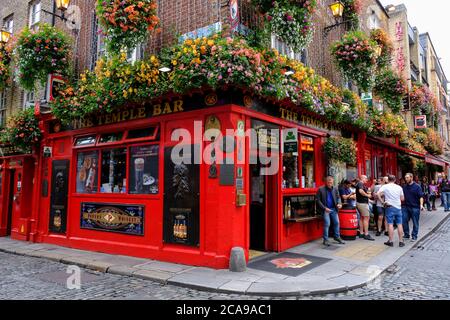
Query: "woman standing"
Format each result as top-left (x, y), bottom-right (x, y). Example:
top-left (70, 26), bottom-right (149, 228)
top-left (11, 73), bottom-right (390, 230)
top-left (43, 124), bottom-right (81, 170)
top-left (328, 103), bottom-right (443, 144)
top-left (421, 177), bottom-right (431, 211)
top-left (429, 180), bottom-right (438, 211)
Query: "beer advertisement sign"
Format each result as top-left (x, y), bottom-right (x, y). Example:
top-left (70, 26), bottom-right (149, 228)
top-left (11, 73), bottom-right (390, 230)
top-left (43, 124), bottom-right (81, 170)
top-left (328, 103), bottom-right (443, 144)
top-left (80, 203), bottom-right (144, 236)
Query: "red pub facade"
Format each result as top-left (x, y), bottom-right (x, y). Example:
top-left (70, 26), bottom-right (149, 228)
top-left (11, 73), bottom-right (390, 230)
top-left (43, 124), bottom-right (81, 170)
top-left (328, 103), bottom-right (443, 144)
top-left (0, 88), bottom-right (418, 269)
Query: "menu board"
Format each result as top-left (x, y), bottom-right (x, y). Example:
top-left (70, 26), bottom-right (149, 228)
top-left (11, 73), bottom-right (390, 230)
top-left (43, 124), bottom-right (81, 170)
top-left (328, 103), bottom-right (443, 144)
top-left (49, 160), bottom-right (70, 233)
top-left (129, 145), bottom-right (159, 194)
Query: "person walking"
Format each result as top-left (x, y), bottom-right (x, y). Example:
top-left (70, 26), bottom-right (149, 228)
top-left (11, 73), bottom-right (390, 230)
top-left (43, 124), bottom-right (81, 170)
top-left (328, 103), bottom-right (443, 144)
top-left (439, 174), bottom-right (450, 212)
top-left (317, 176), bottom-right (346, 246)
top-left (377, 175), bottom-right (405, 247)
top-left (373, 176), bottom-right (388, 236)
top-left (402, 173), bottom-right (425, 242)
top-left (420, 177), bottom-right (431, 211)
top-left (356, 175), bottom-right (375, 241)
top-left (429, 180), bottom-right (438, 211)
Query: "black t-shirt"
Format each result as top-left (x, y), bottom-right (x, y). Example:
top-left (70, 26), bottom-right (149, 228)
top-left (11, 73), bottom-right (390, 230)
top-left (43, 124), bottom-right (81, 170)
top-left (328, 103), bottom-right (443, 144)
top-left (356, 182), bottom-right (369, 204)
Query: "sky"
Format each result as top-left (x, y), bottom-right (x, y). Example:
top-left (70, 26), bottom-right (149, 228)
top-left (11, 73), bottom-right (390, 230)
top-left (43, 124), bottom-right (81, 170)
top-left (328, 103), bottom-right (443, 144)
top-left (380, 0), bottom-right (450, 83)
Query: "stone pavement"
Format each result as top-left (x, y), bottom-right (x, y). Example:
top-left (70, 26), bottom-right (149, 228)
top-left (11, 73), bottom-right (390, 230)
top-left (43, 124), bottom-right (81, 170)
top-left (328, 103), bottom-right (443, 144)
top-left (0, 209), bottom-right (448, 297)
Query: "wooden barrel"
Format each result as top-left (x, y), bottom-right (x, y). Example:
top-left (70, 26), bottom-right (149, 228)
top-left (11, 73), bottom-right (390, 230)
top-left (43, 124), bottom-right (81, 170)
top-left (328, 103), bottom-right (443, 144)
top-left (339, 208), bottom-right (358, 240)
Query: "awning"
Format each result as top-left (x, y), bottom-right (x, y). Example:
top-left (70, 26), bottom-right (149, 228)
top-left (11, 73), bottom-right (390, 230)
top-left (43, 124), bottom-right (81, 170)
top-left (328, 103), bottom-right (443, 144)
top-left (425, 154), bottom-right (449, 168)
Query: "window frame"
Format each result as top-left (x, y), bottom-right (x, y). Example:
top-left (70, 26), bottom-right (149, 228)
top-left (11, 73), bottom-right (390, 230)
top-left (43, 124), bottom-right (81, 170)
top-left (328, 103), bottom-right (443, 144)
top-left (3, 15), bottom-right (14, 34)
top-left (72, 126), bottom-right (160, 196)
top-left (270, 34), bottom-right (307, 64)
top-left (29, 0), bottom-right (41, 28)
top-left (23, 90), bottom-right (35, 109)
top-left (282, 130), bottom-right (317, 192)
top-left (0, 90), bottom-right (7, 127)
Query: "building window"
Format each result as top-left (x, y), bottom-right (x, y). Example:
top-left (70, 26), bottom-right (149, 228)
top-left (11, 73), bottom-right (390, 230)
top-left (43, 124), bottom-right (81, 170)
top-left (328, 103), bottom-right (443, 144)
top-left (3, 15), bottom-right (14, 34)
top-left (0, 90), bottom-right (7, 127)
top-left (271, 35), bottom-right (307, 64)
top-left (76, 151), bottom-right (99, 194)
top-left (100, 148), bottom-right (127, 193)
top-left (282, 134), bottom-right (316, 190)
top-left (29, 0), bottom-right (41, 28)
top-left (90, 15), bottom-right (106, 71)
top-left (23, 91), bottom-right (35, 109)
top-left (368, 11), bottom-right (380, 30)
top-left (74, 128), bottom-right (160, 195)
top-left (127, 43), bottom-right (145, 64)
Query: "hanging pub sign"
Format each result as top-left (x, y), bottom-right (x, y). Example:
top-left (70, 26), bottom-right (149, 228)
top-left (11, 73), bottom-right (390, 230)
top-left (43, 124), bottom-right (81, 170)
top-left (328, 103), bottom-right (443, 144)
top-left (230, 0), bottom-right (240, 33)
top-left (80, 203), bottom-right (145, 236)
top-left (47, 74), bottom-right (67, 102)
top-left (415, 115), bottom-right (427, 129)
top-left (282, 128), bottom-right (298, 154)
top-left (361, 92), bottom-right (373, 107)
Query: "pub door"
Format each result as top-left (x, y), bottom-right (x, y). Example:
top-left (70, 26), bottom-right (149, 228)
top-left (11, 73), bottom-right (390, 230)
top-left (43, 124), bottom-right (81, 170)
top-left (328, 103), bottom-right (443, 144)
top-left (6, 169), bottom-right (15, 235)
top-left (249, 161), bottom-right (278, 253)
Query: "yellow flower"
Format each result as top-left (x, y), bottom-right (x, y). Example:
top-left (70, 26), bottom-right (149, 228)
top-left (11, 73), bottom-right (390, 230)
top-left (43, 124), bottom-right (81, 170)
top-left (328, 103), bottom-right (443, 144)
top-left (172, 59), bottom-right (177, 66)
top-left (207, 40), bottom-right (214, 47)
top-left (194, 38), bottom-right (201, 45)
top-left (185, 39), bottom-right (193, 46)
top-left (150, 55), bottom-right (156, 63)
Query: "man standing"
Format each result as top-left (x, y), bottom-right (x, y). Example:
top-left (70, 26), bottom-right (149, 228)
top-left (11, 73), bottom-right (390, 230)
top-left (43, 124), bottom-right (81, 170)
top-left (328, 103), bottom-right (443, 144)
top-left (403, 173), bottom-right (424, 242)
top-left (339, 180), bottom-right (356, 208)
top-left (317, 176), bottom-right (345, 246)
top-left (373, 176), bottom-right (388, 236)
top-left (377, 175), bottom-right (405, 247)
top-left (439, 174), bottom-right (450, 212)
top-left (356, 175), bottom-right (375, 241)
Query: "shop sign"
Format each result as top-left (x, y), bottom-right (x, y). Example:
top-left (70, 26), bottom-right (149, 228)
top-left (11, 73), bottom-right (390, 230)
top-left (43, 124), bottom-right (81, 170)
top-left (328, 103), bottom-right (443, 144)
top-left (415, 115), bottom-right (427, 129)
top-left (361, 92), bottom-right (373, 107)
top-left (252, 120), bottom-right (280, 151)
top-left (282, 128), bottom-right (298, 154)
top-left (279, 107), bottom-right (341, 135)
top-left (80, 203), bottom-right (144, 236)
top-left (0, 145), bottom-right (31, 157)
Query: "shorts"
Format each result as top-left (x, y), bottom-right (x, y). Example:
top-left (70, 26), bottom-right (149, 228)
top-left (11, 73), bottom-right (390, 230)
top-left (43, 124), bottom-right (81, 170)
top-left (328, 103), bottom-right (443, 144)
top-left (356, 203), bottom-right (370, 218)
top-left (376, 205), bottom-right (385, 216)
top-left (385, 207), bottom-right (402, 225)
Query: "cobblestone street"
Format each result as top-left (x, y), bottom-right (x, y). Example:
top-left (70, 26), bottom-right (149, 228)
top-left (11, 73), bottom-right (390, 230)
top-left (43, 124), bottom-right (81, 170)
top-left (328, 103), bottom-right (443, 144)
top-left (1, 216), bottom-right (449, 300)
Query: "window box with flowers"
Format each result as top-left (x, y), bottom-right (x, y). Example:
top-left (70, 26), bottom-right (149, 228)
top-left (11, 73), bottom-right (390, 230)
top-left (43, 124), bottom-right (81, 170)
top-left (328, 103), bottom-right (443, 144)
top-left (331, 31), bottom-right (379, 92)
top-left (15, 23), bottom-right (71, 91)
top-left (96, 0), bottom-right (159, 54)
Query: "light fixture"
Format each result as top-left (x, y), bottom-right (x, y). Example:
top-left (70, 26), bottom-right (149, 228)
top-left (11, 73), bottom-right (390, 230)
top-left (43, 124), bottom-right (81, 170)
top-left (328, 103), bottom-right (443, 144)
top-left (0, 29), bottom-right (11, 44)
top-left (55, 0), bottom-right (71, 11)
top-left (159, 66), bottom-right (172, 73)
top-left (329, 1), bottom-right (345, 19)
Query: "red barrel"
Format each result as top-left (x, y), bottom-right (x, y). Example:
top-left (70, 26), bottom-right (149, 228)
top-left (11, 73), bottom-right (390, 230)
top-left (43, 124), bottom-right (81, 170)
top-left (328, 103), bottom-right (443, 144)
top-left (339, 208), bottom-right (358, 240)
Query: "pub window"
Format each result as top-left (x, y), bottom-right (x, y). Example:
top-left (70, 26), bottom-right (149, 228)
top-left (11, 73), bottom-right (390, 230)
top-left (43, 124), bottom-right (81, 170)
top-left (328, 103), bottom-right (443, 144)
top-left (76, 151), bottom-right (99, 193)
top-left (127, 126), bottom-right (158, 140)
top-left (99, 132), bottom-right (123, 144)
top-left (0, 90), bottom-right (7, 127)
top-left (283, 153), bottom-right (299, 189)
top-left (129, 145), bottom-right (159, 194)
top-left (301, 135), bottom-right (315, 188)
top-left (100, 148), bottom-right (127, 193)
top-left (29, 0), bottom-right (41, 29)
top-left (75, 135), bottom-right (96, 147)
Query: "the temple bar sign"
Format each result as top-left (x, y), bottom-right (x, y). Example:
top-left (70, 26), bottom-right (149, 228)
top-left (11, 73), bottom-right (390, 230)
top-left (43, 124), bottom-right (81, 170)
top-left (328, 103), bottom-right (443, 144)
top-left (279, 107), bottom-right (340, 134)
top-left (415, 115), bottom-right (427, 129)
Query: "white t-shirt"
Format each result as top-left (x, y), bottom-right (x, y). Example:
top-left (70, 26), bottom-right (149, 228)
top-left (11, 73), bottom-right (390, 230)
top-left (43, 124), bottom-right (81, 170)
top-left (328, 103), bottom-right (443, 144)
top-left (378, 183), bottom-right (404, 209)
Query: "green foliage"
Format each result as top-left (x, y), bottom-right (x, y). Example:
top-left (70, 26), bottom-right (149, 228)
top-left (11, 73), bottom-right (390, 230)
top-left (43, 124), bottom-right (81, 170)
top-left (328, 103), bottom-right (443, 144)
top-left (323, 136), bottom-right (357, 165)
top-left (0, 108), bottom-right (42, 151)
top-left (373, 68), bottom-right (408, 114)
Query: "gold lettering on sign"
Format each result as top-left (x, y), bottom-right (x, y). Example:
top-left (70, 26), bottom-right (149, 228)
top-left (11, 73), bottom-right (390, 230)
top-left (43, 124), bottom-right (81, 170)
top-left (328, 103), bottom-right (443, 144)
top-left (279, 107), bottom-right (338, 133)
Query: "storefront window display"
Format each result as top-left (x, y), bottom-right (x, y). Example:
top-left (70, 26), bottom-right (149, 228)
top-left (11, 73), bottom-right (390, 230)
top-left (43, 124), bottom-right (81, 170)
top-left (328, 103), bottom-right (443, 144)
top-left (301, 136), bottom-right (315, 189)
top-left (100, 148), bottom-right (127, 193)
top-left (77, 151), bottom-right (99, 193)
top-left (129, 145), bottom-right (159, 195)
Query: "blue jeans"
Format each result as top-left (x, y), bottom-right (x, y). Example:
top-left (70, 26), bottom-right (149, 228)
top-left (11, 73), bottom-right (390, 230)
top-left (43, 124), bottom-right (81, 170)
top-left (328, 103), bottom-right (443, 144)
top-left (442, 192), bottom-right (450, 211)
top-left (323, 209), bottom-right (340, 241)
top-left (402, 207), bottom-right (420, 239)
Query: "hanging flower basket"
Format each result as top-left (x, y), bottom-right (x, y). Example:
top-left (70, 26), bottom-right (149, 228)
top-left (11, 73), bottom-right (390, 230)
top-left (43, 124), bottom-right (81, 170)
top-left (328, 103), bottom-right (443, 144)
top-left (371, 111), bottom-right (408, 139)
top-left (410, 83), bottom-right (439, 116)
top-left (0, 108), bottom-right (42, 151)
top-left (15, 23), bottom-right (71, 91)
top-left (96, 0), bottom-right (159, 53)
top-left (341, 0), bottom-right (362, 30)
top-left (253, 0), bottom-right (317, 52)
top-left (373, 68), bottom-right (408, 114)
top-left (331, 31), bottom-right (378, 92)
top-left (323, 136), bottom-right (357, 165)
top-left (0, 44), bottom-right (12, 90)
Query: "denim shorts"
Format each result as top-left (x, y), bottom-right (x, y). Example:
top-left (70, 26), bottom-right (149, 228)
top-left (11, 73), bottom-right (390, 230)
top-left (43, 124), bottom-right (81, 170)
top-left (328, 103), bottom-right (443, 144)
top-left (385, 207), bottom-right (402, 225)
